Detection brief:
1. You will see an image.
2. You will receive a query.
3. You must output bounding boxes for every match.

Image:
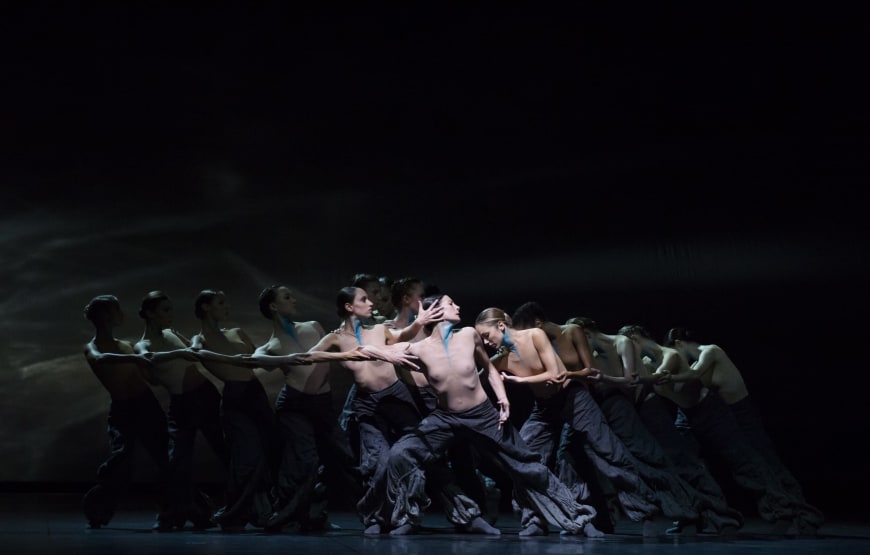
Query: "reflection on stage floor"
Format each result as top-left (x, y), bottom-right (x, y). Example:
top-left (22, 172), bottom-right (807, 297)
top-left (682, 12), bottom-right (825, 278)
top-left (2, 492), bottom-right (868, 555)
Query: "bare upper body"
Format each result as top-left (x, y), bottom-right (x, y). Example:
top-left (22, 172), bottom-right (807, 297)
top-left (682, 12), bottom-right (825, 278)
top-left (406, 296), bottom-right (509, 425)
top-left (255, 319), bottom-right (334, 394)
top-left (84, 295), bottom-right (196, 400)
top-left (632, 337), bottom-right (709, 409)
top-left (303, 286), bottom-right (421, 394)
top-left (84, 337), bottom-right (157, 401)
top-left (406, 325), bottom-right (492, 411)
top-left (135, 328), bottom-right (208, 395)
top-left (192, 326), bottom-right (258, 382)
top-left (308, 318), bottom-right (419, 393)
top-left (670, 343), bottom-right (749, 405)
top-left (550, 322), bottom-right (600, 385)
top-left (384, 302), bottom-right (440, 387)
top-left (584, 331), bottom-right (637, 398)
top-left (477, 324), bottom-right (567, 401)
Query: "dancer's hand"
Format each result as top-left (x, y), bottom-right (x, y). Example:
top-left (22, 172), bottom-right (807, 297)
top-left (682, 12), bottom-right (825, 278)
top-left (414, 300), bottom-right (444, 326)
top-left (544, 373), bottom-right (567, 386)
top-left (497, 398), bottom-right (510, 430)
top-left (364, 344), bottom-right (421, 371)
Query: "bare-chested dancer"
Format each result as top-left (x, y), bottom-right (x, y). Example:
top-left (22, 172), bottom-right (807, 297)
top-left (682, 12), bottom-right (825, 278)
top-left (387, 277), bottom-right (497, 523)
top-left (511, 302), bottom-right (681, 534)
top-left (339, 273), bottom-right (402, 456)
top-left (617, 324), bottom-right (743, 535)
top-left (376, 296), bottom-right (601, 537)
top-left (600, 325), bottom-right (816, 535)
top-left (478, 307), bottom-right (699, 537)
top-left (81, 295), bottom-right (197, 530)
top-left (664, 327), bottom-right (824, 535)
top-left (135, 291), bottom-right (230, 531)
top-left (308, 286), bottom-right (497, 536)
top-left (189, 289), bottom-right (280, 531)
top-left (566, 317), bottom-right (742, 530)
top-left (189, 288), bottom-right (377, 532)
top-left (253, 284), bottom-right (365, 532)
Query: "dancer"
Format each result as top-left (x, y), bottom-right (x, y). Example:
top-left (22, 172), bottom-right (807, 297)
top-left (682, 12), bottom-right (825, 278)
top-left (253, 284), bottom-right (364, 532)
top-left (308, 286), bottom-right (495, 536)
top-left (339, 273), bottom-right (415, 455)
top-left (617, 324), bottom-right (743, 535)
top-left (387, 276), bottom-right (496, 523)
top-left (190, 289), bottom-right (278, 531)
top-left (510, 302), bottom-right (649, 532)
top-left (377, 296), bottom-right (602, 537)
top-left (191, 287), bottom-right (387, 531)
top-left (567, 317), bottom-right (748, 531)
top-left (135, 291), bottom-right (230, 531)
top-left (664, 328), bottom-right (824, 535)
top-left (479, 307), bottom-right (697, 536)
top-left (81, 294), bottom-right (196, 530)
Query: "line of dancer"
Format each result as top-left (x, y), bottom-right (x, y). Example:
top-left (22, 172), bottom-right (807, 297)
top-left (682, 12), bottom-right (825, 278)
top-left (80, 276), bottom-right (823, 538)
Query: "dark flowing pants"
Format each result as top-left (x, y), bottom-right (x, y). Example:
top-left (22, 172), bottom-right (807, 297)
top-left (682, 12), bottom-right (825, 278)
top-left (386, 400), bottom-right (597, 534)
top-left (272, 386), bottom-right (361, 526)
top-left (164, 380), bottom-right (229, 526)
top-left (82, 390), bottom-right (170, 526)
top-left (216, 379), bottom-right (276, 528)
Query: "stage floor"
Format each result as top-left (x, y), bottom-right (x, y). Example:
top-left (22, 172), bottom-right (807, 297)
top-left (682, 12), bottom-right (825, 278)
top-left (3, 492), bottom-right (869, 555)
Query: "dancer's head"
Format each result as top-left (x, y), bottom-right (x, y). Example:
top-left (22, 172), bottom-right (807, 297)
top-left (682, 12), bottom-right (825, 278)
top-left (474, 307), bottom-right (512, 349)
top-left (336, 286), bottom-right (373, 320)
top-left (259, 285), bottom-right (297, 320)
top-left (391, 277), bottom-right (424, 312)
top-left (139, 290), bottom-right (173, 329)
top-left (511, 301), bottom-right (547, 330)
top-left (84, 295), bottom-right (122, 326)
top-left (194, 289), bottom-right (227, 321)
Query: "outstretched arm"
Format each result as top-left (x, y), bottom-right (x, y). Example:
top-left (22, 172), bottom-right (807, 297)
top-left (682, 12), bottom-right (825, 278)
top-left (193, 348), bottom-right (260, 368)
top-left (87, 341), bottom-right (162, 384)
top-left (148, 348), bottom-right (200, 365)
top-left (251, 347), bottom-right (374, 368)
top-left (362, 342), bottom-right (421, 370)
top-left (85, 342), bottom-right (148, 365)
top-left (133, 338), bottom-right (201, 365)
top-left (566, 366), bottom-right (602, 382)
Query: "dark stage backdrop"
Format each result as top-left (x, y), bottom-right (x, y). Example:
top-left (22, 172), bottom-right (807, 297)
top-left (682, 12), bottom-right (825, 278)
top-left (2, 4), bottom-right (868, 518)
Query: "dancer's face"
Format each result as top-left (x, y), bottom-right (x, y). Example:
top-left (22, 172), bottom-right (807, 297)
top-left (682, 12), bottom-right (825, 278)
top-left (438, 295), bottom-right (461, 323)
top-left (204, 294), bottom-right (230, 321)
top-left (474, 320), bottom-right (505, 349)
top-left (346, 287), bottom-right (374, 319)
top-left (148, 299), bottom-right (174, 330)
top-left (107, 302), bottom-right (123, 327)
top-left (272, 287), bottom-right (297, 318)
